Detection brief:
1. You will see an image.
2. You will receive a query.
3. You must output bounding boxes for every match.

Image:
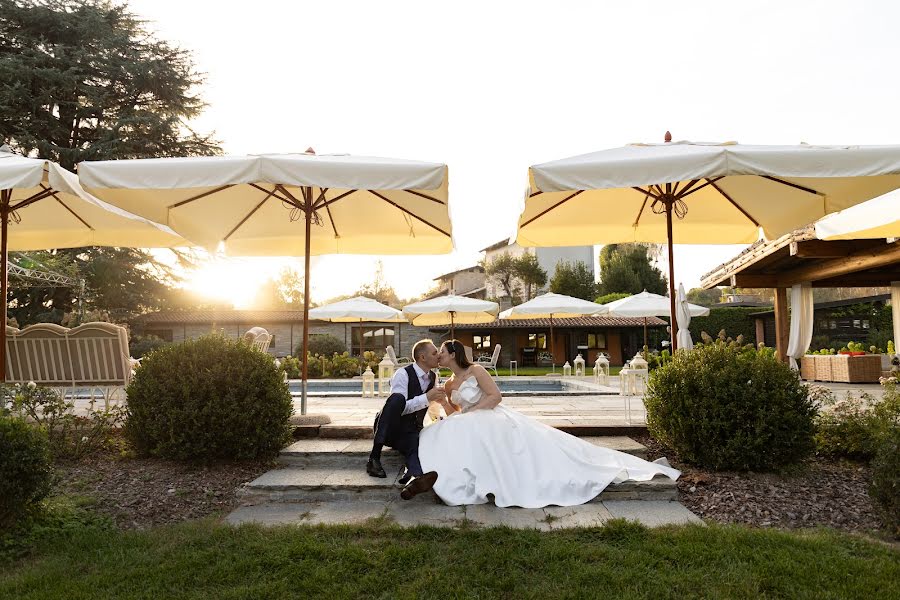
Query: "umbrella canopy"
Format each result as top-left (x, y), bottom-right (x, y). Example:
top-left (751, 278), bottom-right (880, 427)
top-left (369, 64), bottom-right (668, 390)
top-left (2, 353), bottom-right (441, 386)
top-left (79, 151), bottom-right (451, 414)
top-left (604, 289), bottom-right (709, 352)
top-left (815, 189), bottom-right (900, 240)
top-left (309, 296), bottom-right (405, 356)
top-left (499, 292), bottom-right (607, 369)
top-left (516, 138), bottom-right (900, 350)
top-left (403, 295), bottom-right (499, 338)
top-left (0, 149), bottom-right (186, 380)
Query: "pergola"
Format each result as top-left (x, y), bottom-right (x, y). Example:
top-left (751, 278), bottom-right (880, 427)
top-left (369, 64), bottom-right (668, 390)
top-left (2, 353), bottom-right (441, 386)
top-left (701, 226), bottom-right (900, 361)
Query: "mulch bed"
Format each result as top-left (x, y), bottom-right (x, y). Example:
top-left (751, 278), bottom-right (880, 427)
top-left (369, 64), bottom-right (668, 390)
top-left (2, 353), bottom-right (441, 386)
top-left (53, 451), bottom-right (274, 530)
top-left (634, 434), bottom-right (886, 535)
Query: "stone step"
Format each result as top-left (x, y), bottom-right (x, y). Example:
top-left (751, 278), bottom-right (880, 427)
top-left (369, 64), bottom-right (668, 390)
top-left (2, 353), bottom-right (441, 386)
top-left (294, 423), bottom-right (648, 439)
top-left (278, 436), bottom-right (649, 467)
top-left (238, 466), bottom-right (676, 505)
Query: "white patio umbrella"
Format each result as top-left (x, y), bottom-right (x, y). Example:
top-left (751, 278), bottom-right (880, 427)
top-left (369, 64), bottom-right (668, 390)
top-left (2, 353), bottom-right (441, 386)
top-left (814, 189), bottom-right (900, 240)
top-left (402, 295), bottom-right (499, 339)
top-left (309, 296), bottom-right (405, 356)
top-left (499, 292), bottom-right (608, 371)
top-left (604, 289), bottom-right (709, 353)
top-left (79, 151), bottom-right (451, 414)
top-left (0, 148), bottom-right (185, 380)
top-left (675, 283), bottom-right (703, 351)
top-left (517, 138), bottom-right (900, 351)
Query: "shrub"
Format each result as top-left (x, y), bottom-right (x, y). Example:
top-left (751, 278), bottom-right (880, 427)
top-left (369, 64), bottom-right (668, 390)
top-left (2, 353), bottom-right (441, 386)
top-left (595, 292), bottom-right (631, 305)
top-left (0, 417), bottom-right (53, 528)
top-left (645, 340), bottom-right (816, 471)
top-left (814, 382), bottom-right (900, 460)
top-left (869, 425), bottom-right (900, 538)
top-left (302, 334), bottom-right (346, 357)
top-left (129, 334), bottom-right (170, 359)
top-left (1, 384), bottom-right (124, 460)
top-left (277, 355), bottom-right (302, 379)
top-left (688, 307), bottom-right (763, 346)
top-left (125, 335), bottom-right (293, 461)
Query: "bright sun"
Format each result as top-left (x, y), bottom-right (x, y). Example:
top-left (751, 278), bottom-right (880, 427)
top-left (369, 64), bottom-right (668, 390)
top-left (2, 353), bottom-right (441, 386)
top-left (184, 257), bottom-right (297, 309)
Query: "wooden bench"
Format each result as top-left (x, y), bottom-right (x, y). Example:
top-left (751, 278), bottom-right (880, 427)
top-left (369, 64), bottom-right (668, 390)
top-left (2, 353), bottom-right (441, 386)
top-left (5, 322), bottom-right (133, 410)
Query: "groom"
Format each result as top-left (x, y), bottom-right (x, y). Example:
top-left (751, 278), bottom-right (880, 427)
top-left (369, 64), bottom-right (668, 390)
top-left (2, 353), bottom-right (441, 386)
top-left (367, 339), bottom-right (443, 500)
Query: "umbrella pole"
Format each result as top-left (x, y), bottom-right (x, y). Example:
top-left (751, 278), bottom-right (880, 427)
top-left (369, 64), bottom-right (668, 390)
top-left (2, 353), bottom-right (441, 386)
top-left (450, 312), bottom-right (455, 339)
top-left (0, 191), bottom-right (8, 382)
top-left (300, 190), bottom-right (312, 415)
top-left (643, 317), bottom-right (648, 359)
top-left (665, 199), bottom-right (678, 352)
top-left (550, 314), bottom-right (555, 374)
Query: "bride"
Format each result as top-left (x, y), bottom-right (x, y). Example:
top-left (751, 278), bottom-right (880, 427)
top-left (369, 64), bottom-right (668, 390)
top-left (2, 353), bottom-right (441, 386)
top-left (418, 340), bottom-right (680, 508)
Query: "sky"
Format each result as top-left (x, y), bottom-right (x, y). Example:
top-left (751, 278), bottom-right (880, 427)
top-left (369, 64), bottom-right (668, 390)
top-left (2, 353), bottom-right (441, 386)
top-left (124, 0), bottom-right (900, 307)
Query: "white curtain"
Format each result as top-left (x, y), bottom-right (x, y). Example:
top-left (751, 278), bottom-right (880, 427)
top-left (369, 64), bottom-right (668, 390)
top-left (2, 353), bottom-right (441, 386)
top-left (787, 283), bottom-right (814, 370)
top-left (675, 283), bottom-right (694, 351)
top-left (892, 281), bottom-right (900, 356)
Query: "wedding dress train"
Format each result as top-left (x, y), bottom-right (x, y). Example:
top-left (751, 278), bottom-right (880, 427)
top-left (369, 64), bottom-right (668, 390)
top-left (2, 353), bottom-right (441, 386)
top-left (419, 376), bottom-right (679, 508)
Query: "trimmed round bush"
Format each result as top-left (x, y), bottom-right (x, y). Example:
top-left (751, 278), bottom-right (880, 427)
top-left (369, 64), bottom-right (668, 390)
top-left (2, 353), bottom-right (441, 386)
top-left (0, 416), bottom-right (53, 527)
top-left (301, 334), bottom-right (346, 357)
top-left (125, 335), bottom-right (293, 461)
top-left (869, 426), bottom-right (900, 538)
top-left (645, 341), bottom-right (816, 471)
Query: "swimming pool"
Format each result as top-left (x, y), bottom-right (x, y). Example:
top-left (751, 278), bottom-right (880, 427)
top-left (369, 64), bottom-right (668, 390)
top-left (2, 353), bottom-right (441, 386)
top-left (288, 377), bottom-right (608, 396)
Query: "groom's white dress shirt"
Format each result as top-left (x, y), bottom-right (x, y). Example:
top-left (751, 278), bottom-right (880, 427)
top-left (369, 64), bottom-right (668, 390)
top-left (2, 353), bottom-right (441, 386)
top-left (390, 363), bottom-right (433, 416)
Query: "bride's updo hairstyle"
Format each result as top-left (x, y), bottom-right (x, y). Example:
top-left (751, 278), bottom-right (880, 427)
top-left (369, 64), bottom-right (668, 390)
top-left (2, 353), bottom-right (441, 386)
top-left (442, 339), bottom-right (472, 368)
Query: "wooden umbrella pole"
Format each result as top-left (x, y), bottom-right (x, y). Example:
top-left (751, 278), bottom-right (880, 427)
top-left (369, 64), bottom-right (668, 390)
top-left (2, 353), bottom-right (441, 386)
top-left (550, 314), bottom-right (555, 374)
top-left (450, 312), bottom-right (455, 340)
top-left (643, 316), bottom-right (648, 359)
top-left (666, 199), bottom-right (678, 352)
top-left (300, 188), bottom-right (313, 415)
top-left (0, 191), bottom-right (8, 382)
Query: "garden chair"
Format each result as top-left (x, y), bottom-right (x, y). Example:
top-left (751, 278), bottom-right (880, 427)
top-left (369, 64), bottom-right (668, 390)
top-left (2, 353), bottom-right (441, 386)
top-left (475, 344), bottom-right (501, 376)
top-left (243, 327), bottom-right (272, 354)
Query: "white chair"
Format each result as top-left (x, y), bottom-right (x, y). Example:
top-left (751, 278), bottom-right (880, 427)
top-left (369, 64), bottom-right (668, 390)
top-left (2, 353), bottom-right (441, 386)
top-left (475, 344), bottom-right (501, 376)
top-left (243, 327), bottom-right (272, 354)
top-left (384, 345), bottom-right (411, 368)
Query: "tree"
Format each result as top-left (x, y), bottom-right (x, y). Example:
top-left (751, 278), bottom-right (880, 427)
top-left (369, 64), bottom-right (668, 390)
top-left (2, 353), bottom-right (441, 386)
top-left (597, 244), bottom-right (668, 296)
top-left (358, 260), bottom-right (400, 307)
top-left (514, 253), bottom-right (547, 301)
top-left (249, 267), bottom-right (305, 310)
top-left (549, 261), bottom-right (596, 301)
top-left (484, 252), bottom-right (521, 299)
top-left (0, 0), bottom-right (220, 169)
top-left (686, 287), bottom-right (723, 306)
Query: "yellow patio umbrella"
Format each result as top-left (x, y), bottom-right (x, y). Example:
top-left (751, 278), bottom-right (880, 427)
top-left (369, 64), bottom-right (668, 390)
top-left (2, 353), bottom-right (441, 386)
top-left (402, 294), bottom-right (499, 339)
top-left (0, 148), bottom-right (185, 380)
top-left (78, 151), bottom-right (452, 414)
top-left (516, 136), bottom-right (900, 350)
top-left (308, 296), bottom-right (405, 357)
top-left (814, 189), bottom-right (900, 240)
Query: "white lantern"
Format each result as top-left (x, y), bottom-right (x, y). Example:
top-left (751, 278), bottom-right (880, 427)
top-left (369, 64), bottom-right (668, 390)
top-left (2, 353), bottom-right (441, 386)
top-left (573, 353), bottom-right (585, 377)
top-left (593, 354), bottom-right (609, 385)
top-left (377, 356), bottom-right (395, 397)
top-left (562, 361), bottom-right (572, 377)
top-left (362, 366), bottom-right (376, 397)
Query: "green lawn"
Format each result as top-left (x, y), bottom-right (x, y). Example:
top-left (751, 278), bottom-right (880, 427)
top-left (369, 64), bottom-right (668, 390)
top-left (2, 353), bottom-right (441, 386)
top-left (2, 518), bottom-right (897, 599)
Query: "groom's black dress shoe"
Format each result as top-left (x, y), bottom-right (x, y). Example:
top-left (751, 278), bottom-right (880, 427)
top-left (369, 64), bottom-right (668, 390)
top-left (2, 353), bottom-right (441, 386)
top-left (366, 458), bottom-right (386, 478)
top-left (400, 471), bottom-right (438, 500)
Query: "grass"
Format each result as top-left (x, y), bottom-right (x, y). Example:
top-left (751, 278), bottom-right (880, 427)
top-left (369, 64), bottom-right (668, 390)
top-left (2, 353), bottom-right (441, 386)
top-left (1, 516), bottom-right (897, 599)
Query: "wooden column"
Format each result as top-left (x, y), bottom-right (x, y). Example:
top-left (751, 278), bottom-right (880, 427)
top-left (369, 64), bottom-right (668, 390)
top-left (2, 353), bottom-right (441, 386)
top-left (755, 318), bottom-right (766, 346)
top-left (774, 287), bottom-right (789, 363)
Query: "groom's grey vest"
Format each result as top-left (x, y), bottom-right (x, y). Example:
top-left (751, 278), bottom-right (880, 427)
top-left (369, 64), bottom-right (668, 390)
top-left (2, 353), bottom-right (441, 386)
top-left (401, 364), bottom-right (434, 432)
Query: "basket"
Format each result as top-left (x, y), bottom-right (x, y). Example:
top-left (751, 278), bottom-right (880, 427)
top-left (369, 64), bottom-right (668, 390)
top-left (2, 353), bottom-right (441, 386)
top-left (830, 355), bottom-right (882, 383)
top-left (813, 355), bottom-right (834, 381)
top-left (799, 356), bottom-right (816, 380)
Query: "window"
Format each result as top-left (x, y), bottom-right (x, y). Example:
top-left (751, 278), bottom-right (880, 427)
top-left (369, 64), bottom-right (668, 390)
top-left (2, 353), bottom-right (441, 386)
top-left (352, 326), bottom-right (395, 355)
top-left (144, 329), bottom-right (173, 342)
top-left (588, 333), bottom-right (607, 349)
top-left (527, 333), bottom-right (547, 349)
top-left (473, 335), bottom-right (491, 350)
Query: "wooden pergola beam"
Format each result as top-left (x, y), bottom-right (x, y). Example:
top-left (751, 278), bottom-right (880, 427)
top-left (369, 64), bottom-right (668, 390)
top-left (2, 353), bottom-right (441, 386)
top-left (774, 287), bottom-right (789, 363)
top-left (732, 271), bottom-right (900, 288)
top-left (789, 240), bottom-right (867, 258)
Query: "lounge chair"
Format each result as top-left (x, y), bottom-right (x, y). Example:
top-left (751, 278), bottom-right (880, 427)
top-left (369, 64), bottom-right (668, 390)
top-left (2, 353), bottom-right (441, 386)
top-left (385, 345), bottom-right (412, 368)
top-left (475, 344), bottom-right (501, 376)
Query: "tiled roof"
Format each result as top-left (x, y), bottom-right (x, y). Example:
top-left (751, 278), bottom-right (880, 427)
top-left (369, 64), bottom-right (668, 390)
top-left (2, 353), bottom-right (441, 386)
top-left (444, 316), bottom-right (667, 329)
top-left (136, 310), bottom-right (311, 324)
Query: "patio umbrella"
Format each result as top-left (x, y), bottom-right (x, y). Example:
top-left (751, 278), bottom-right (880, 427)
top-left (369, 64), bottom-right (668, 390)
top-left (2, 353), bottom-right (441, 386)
top-left (604, 289), bottom-right (709, 353)
top-left (675, 283), bottom-right (702, 351)
top-left (499, 292), bottom-right (607, 371)
top-left (402, 295), bottom-right (499, 339)
top-left (79, 151), bottom-right (451, 414)
top-left (814, 189), bottom-right (900, 240)
top-left (0, 148), bottom-right (185, 380)
top-left (308, 296), bottom-right (405, 357)
top-left (516, 137), bottom-right (900, 350)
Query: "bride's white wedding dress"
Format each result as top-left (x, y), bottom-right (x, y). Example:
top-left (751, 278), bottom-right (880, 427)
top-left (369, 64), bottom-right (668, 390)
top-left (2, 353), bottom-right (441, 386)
top-left (419, 376), bottom-right (680, 508)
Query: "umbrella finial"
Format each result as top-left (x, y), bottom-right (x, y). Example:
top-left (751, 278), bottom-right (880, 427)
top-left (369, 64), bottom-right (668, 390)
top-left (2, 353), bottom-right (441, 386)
top-left (664, 131), bottom-right (672, 143)
top-left (304, 147), bottom-right (316, 155)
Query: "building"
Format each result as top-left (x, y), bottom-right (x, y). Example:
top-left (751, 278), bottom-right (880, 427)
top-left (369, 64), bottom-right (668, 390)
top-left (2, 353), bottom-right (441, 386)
top-left (426, 265), bottom-right (486, 299)
top-left (481, 238), bottom-right (595, 300)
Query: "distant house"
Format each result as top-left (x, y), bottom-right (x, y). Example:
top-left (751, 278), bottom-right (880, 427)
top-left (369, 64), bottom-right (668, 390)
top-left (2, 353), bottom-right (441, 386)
top-left (426, 265), bottom-right (486, 299)
top-left (481, 238), bottom-right (595, 300)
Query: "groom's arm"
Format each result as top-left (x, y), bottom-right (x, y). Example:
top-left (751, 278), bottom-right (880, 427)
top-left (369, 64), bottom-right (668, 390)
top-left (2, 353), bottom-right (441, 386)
top-left (388, 368), bottom-right (429, 416)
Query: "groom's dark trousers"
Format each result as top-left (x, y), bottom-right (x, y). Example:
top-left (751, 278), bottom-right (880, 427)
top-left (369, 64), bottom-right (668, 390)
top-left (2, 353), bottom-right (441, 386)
top-left (372, 364), bottom-right (433, 477)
